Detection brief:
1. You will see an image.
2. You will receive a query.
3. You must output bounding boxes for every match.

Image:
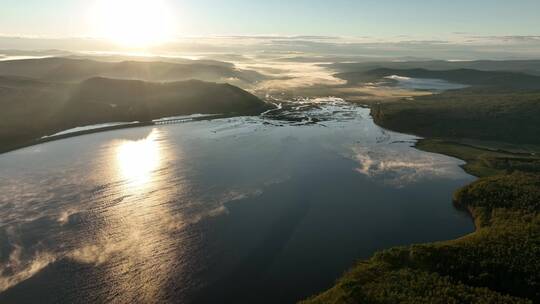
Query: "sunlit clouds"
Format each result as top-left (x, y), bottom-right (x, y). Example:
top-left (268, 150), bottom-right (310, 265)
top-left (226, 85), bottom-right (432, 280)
top-left (237, 61), bottom-right (346, 93)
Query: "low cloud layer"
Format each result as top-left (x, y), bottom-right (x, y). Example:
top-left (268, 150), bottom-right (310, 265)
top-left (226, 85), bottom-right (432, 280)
top-left (2, 34), bottom-right (540, 60)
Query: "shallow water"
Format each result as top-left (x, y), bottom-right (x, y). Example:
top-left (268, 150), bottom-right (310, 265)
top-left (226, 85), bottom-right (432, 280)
top-left (0, 98), bottom-right (474, 303)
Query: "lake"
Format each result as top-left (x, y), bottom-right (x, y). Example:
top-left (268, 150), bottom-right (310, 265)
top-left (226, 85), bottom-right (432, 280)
top-left (0, 98), bottom-right (474, 303)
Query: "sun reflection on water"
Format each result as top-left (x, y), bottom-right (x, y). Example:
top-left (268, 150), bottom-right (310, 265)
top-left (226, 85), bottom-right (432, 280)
top-left (116, 130), bottom-right (161, 189)
top-left (89, 128), bottom-right (187, 301)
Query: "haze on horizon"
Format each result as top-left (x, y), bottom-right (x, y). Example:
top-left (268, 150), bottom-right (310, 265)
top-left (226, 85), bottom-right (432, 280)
top-left (1, 0), bottom-right (539, 60)
top-left (2, 0), bottom-right (540, 41)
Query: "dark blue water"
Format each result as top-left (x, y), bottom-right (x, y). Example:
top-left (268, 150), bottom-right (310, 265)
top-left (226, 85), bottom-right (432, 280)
top-left (0, 99), bottom-right (474, 303)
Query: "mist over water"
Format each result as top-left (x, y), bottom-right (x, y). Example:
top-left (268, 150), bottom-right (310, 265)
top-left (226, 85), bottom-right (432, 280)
top-left (0, 99), bottom-right (474, 303)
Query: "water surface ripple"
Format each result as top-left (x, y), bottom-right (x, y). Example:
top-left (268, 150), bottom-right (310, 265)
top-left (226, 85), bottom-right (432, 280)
top-left (0, 98), bottom-right (474, 303)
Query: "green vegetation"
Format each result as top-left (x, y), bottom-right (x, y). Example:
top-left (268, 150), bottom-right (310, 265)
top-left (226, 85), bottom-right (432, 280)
top-left (0, 57), bottom-right (275, 153)
top-left (372, 89), bottom-right (540, 145)
top-left (303, 66), bottom-right (540, 303)
top-left (371, 88), bottom-right (540, 178)
top-left (326, 60), bottom-right (540, 76)
top-left (303, 173), bottom-right (540, 304)
top-left (336, 68), bottom-right (540, 90)
top-left (416, 139), bottom-right (540, 178)
top-left (0, 75), bottom-right (270, 153)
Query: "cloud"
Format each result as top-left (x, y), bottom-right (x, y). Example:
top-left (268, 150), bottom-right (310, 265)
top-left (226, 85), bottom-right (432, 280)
top-left (237, 61), bottom-right (346, 92)
top-left (3, 34), bottom-right (540, 60)
top-left (396, 40), bottom-right (451, 45)
top-left (216, 35), bottom-right (340, 40)
top-left (468, 35), bottom-right (540, 44)
top-left (353, 146), bottom-right (465, 187)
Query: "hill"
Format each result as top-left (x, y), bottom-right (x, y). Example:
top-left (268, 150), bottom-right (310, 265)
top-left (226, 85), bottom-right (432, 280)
top-left (0, 57), bottom-right (266, 85)
top-left (371, 89), bottom-right (540, 145)
top-left (336, 68), bottom-right (540, 90)
top-left (0, 76), bottom-right (270, 153)
top-left (326, 60), bottom-right (540, 76)
top-left (63, 77), bottom-right (268, 125)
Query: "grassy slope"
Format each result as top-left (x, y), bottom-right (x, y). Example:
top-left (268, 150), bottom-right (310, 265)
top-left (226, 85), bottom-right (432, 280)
top-left (303, 88), bottom-right (540, 303)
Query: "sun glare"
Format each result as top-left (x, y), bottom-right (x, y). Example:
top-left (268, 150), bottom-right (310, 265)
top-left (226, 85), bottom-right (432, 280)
top-left (90, 0), bottom-right (176, 48)
top-left (116, 130), bottom-right (161, 187)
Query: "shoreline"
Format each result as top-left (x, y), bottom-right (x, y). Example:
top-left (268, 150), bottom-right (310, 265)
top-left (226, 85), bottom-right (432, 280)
top-left (0, 112), bottom-right (246, 155)
top-left (302, 103), bottom-right (539, 303)
top-left (1, 98), bottom-right (535, 302)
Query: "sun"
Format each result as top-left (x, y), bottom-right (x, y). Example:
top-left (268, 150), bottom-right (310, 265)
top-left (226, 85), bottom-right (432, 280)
top-left (90, 0), bottom-right (176, 48)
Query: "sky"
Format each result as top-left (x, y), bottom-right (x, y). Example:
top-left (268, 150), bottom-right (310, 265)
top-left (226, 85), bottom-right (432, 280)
top-left (1, 0), bottom-right (540, 38)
